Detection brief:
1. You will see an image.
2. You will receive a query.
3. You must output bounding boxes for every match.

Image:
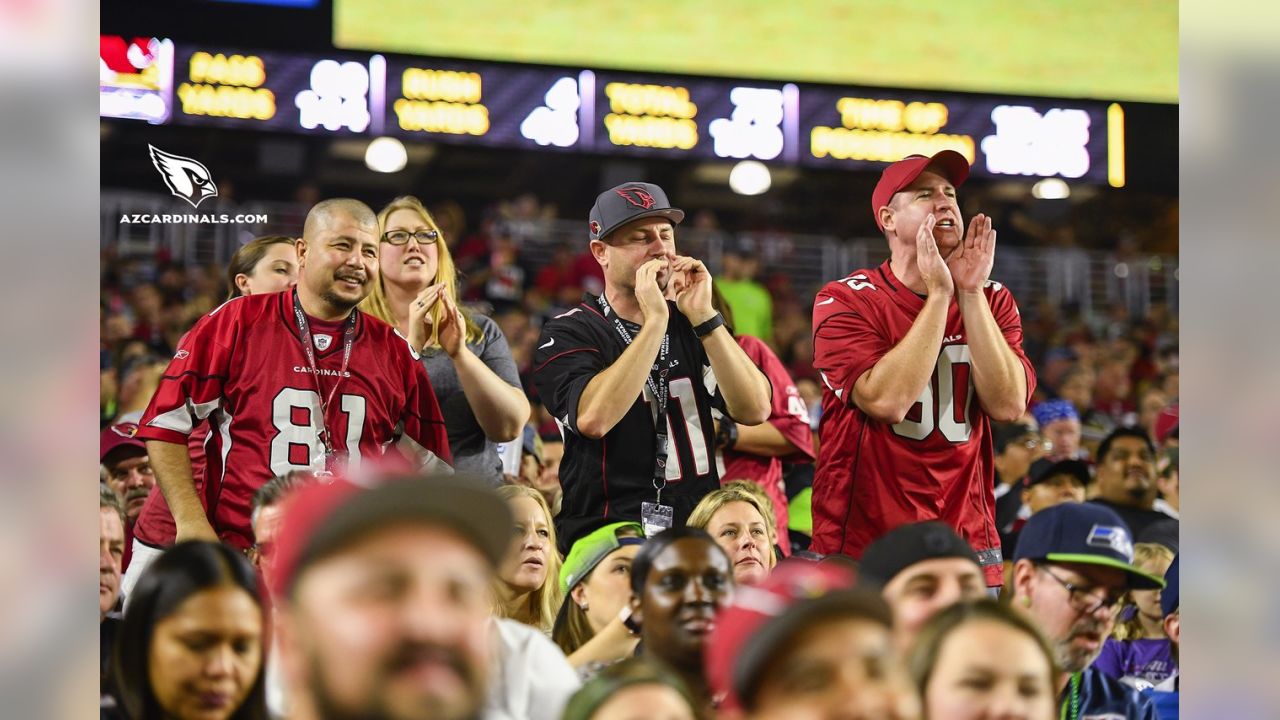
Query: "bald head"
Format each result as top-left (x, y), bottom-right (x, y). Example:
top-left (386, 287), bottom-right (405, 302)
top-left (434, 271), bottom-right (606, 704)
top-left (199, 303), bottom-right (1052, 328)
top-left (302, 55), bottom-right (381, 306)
top-left (303, 198), bottom-right (377, 242)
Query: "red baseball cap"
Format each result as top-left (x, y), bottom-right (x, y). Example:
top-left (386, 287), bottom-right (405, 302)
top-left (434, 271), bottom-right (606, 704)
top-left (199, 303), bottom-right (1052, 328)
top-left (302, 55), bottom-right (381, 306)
top-left (270, 472), bottom-right (512, 600)
top-left (100, 422), bottom-right (146, 464)
top-left (704, 560), bottom-right (892, 712)
top-left (871, 150), bottom-right (971, 231)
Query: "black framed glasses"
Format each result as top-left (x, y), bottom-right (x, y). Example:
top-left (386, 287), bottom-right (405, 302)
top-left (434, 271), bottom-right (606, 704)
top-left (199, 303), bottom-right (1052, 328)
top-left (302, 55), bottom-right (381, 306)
top-left (1038, 564), bottom-right (1126, 615)
top-left (382, 229), bottom-right (439, 246)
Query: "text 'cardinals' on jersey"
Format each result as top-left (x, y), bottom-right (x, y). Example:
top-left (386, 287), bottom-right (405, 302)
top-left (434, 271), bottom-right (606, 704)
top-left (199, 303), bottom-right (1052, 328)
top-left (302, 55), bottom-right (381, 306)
top-left (135, 291), bottom-right (451, 549)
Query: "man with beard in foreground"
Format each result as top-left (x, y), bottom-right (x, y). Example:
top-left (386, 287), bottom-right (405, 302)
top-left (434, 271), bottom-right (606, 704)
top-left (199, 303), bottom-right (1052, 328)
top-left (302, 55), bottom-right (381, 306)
top-left (1011, 502), bottom-right (1163, 719)
top-left (126, 199), bottom-right (452, 592)
top-left (272, 473), bottom-right (511, 720)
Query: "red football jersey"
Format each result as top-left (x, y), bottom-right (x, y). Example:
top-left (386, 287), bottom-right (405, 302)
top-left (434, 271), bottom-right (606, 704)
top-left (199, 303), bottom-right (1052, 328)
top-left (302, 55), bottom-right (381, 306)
top-left (717, 334), bottom-right (815, 553)
top-left (811, 261), bottom-right (1035, 586)
top-left (135, 291), bottom-right (452, 550)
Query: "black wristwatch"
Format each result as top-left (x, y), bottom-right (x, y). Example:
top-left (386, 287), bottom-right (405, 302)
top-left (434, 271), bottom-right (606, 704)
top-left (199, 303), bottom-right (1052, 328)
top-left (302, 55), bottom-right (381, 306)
top-left (693, 312), bottom-right (725, 338)
top-left (716, 418), bottom-right (739, 450)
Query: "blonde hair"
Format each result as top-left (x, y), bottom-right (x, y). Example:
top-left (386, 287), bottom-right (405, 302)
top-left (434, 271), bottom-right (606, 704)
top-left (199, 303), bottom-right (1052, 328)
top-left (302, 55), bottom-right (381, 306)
top-left (361, 195), bottom-right (482, 347)
top-left (686, 480), bottom-right (778, 552)
top-left (495, 484), bottom-right (564, 634)
top-left (1112, 543), bottom-right (1175, 641)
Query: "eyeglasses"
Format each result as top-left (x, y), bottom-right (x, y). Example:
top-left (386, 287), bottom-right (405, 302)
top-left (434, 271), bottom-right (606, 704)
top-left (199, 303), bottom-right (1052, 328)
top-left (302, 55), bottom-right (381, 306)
top-left (382, 229), bottom-right (439, 246)
top-left (1038, 565), bottom-right (1126, 615)
top-left (244, 541), bottom-right (274, 566)
top-left (1020, 435), bottom-right (1051, 451)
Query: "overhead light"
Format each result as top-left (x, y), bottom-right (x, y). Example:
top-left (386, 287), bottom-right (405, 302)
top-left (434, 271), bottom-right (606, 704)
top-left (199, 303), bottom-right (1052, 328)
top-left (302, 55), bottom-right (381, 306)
top-left (729, 160), bottom-right (771, 196)
top-left (1031, 178), bottom-right (1070, 200)
top-left (365, 136), bottom-right (407, 173)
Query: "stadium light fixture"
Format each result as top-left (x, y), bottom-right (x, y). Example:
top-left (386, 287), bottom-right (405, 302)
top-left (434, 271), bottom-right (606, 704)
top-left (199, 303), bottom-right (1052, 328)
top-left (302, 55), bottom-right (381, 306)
top-left (1031, 178), bottom-right (1070, 200)
top-left (365, 136), bottom-right (407, 173)
top-left (729, 160), bottom-right (771, 196)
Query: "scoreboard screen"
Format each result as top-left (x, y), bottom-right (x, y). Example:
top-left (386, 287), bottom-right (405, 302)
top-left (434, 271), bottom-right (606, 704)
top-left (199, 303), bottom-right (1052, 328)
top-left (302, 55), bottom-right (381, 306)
top-left (105, 38), bottom-right (1124, 185)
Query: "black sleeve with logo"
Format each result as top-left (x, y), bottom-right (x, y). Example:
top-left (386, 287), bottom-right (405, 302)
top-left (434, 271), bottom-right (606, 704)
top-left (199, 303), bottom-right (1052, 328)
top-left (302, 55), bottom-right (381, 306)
top-left (532, 296), bottom-right (724, 552)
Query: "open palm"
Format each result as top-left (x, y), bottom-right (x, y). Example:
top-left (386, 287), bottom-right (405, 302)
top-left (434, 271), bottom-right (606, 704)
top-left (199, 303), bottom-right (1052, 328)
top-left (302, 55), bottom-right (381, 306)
top-left (946, 213), bottom-right (996, 292)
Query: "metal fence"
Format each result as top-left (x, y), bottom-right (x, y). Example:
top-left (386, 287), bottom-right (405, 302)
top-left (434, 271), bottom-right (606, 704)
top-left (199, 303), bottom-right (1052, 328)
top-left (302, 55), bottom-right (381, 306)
top-left (102, 190), bottom-right (1177, 317)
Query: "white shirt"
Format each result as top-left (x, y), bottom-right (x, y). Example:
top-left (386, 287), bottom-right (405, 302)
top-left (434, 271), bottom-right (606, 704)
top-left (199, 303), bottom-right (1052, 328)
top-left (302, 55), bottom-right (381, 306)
top-left (484, 618), bottom-right (581, 720)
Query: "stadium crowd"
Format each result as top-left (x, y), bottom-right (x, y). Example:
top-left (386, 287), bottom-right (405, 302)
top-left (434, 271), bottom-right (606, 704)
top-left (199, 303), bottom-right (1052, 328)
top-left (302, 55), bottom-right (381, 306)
top-left (99, 153), bottom-right (1179, 720)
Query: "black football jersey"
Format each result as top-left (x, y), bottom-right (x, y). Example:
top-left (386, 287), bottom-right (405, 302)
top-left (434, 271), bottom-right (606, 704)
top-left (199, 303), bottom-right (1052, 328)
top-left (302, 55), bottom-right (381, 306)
top-left (533, 294), bottom-right (728, 552)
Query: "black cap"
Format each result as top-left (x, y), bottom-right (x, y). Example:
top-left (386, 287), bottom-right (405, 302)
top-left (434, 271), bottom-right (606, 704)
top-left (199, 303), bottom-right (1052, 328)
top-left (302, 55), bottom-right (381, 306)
top-left (1160, 555), bottom-right (1179, 617)
top-left (993, 422), bottom-right (1037, 454)
top-left (857, 521), bottom-right (980, 587)
top-left (1026, 458), bottom-right (1093, 489)
top-left (588, 182), bottom-right (685, 241)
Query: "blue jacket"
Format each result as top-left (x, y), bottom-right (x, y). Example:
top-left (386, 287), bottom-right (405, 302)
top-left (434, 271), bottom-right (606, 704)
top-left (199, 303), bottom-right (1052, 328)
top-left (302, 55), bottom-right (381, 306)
top-left (1061, 666), bottom-right (1157, 719)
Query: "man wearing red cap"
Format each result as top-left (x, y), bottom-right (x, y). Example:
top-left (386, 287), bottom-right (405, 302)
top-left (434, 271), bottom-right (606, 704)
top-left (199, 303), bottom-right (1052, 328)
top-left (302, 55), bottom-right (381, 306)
top-left (100, 422), bottom-right (155, 574)
top-left (811, 151), bottom-right (1036, 588)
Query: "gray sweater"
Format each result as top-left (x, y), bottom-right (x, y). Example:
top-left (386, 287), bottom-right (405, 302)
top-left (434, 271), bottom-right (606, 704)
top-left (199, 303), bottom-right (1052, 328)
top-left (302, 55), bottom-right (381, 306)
top-left (419, 313), bottom-right (522, 484)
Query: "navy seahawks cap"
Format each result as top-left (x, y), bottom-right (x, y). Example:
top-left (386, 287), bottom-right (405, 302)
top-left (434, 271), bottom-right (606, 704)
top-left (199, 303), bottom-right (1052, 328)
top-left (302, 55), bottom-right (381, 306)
top-left (1160, 554), bottom-right (1179, 617)
top-left (1014, 502), bottom-right (1165, 590)
top-left (588, 182), bottom-right (685, 241)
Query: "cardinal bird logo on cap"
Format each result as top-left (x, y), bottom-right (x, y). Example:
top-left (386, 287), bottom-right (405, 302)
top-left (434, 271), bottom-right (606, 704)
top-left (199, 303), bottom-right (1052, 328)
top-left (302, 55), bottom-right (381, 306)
top-left (149, 145), bottom-right (218, 208)
top-left (589, 220), bottom-right (601, 236)
top-left (615, 186), bottom-right (656, 209)
top-left (110, 423), bottom-right (140, 438)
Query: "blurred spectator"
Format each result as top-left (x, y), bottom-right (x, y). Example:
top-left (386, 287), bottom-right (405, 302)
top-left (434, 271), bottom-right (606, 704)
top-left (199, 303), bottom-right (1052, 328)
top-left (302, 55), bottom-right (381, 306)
top-left (248, 471), bottom-right (313, 584)
top-left (687, 481), bottom-right (779, 586)
top-left (1136, 387), bottom-right (1170, 443)
top-left (1057, 365), bottom-right (1114, 450)
top-left (99, 485), bottom-right (126, 716)
top-left (552, 522), bottom-right (645, 673)
top-left (1089, 428), bottom-right (1177, 538)
top-left (705, 560), bottom-right (918, 720)
top-left (1096, 543), bottom-right (1176, 689)
top-left (562, 658), bottom-right (697, 720)
top-left (716, 240), bottom-right (773, 342)
top-left (493, 484), bottom-right (564, 635)
top-left (110, 351), bottom-right (168, 425)
top-left (248, 471), bottom-right (313, 720)
top-left (992, 422), bottom-right (1046, 554)
top-left (856, 522), bottom-right (986, 654)
top-left (1010, 503), bottom-right (1161, 719)
top-left (908, 600), bottom-right (1057, 720)
top-left (111, 541), bottom-right (267, 720)
top-left (1154, 447), bottom-right (1179, 518)
top-left (271, 475), bottom-right (517, 720)
top-left (628, 528), bottom-right (733, 716)
top-left (1032, 399), bottom-right (1084, 461)
top-left (1139, 556), bottom-right (1179, 717)
top-left (225, 235), bottom-right (298, 299)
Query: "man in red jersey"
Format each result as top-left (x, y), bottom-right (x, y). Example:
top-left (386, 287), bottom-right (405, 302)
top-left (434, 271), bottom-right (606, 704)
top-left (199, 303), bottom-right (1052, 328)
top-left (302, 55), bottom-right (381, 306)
top-left (125, 198), bottom-right (452, 594)
top-left (811, 151), bottom-right (1035, 588)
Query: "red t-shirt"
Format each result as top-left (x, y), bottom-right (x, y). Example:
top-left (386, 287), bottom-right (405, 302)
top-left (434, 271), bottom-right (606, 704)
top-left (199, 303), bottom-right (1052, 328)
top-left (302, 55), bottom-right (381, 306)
top-left (717, 335), bottom-right (815, 553)
top-left (811, 262), bottom-right (1035, 586)
top-left (135, 291), bottom-right (452, 550)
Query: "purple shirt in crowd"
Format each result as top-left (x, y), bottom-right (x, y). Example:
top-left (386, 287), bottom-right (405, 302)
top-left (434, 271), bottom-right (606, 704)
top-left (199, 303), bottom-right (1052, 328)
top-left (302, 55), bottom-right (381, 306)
top-left (1095, 638), bottom-right (1176, 687)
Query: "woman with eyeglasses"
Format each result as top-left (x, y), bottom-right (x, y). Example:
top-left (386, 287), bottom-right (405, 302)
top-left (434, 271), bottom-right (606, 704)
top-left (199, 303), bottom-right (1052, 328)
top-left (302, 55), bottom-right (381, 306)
top-left (362, 196), bottom-right (530, 483)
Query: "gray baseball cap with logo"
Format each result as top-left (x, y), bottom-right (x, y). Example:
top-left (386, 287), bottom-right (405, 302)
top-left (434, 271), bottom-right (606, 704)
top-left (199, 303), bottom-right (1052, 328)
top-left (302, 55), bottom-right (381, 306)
top-left (588, 182), bottom-right (685, 241)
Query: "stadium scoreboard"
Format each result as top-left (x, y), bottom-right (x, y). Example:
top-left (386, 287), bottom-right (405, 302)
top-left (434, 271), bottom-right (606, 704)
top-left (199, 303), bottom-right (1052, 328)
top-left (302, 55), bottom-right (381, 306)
top-left (103, 37), bottom-right (1123, 184)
